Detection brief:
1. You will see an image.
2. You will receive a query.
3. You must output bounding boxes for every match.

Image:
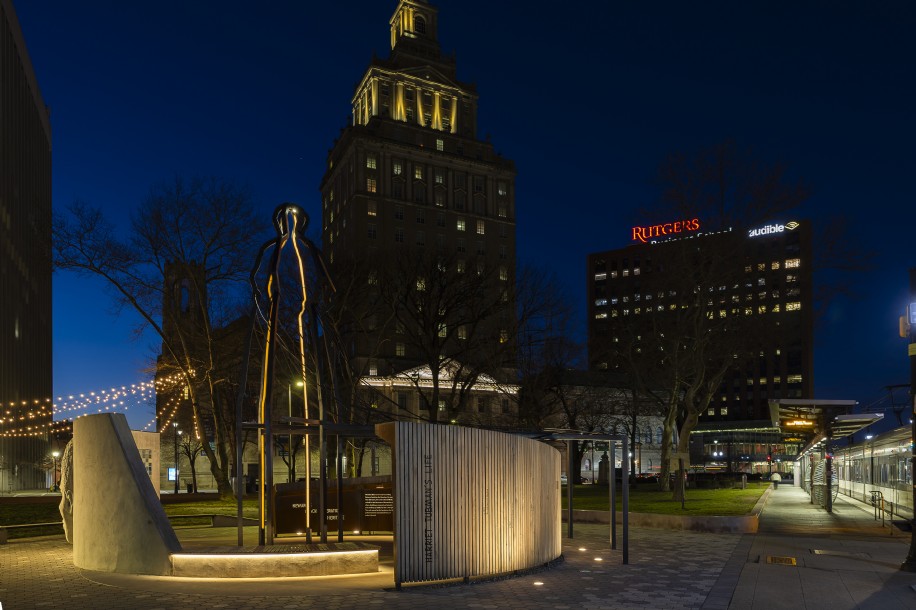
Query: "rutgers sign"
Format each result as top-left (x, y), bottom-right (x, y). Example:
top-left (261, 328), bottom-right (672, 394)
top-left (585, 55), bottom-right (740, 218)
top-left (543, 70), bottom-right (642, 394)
top-left (631, 218), bottom-right (700, 243)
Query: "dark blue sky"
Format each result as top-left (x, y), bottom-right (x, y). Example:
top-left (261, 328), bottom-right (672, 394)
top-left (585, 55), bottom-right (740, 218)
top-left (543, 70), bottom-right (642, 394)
top-left (15, 1), bottom-right (916, 429)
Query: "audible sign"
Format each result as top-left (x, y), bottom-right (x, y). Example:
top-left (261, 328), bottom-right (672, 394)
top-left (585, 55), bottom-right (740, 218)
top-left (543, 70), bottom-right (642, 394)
top-left (748, 220), bottom-right (800, 238)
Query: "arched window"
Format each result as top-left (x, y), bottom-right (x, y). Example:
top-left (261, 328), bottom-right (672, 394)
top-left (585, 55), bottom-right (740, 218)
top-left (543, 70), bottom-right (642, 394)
top-left (645, 428), bottom-right (652, 445)
top-left (414, 15), bottom-right (427, 34)
top-left (176, 279), bottom-right (191, 313)
top-left (656, 426), bottom-right (663, 445)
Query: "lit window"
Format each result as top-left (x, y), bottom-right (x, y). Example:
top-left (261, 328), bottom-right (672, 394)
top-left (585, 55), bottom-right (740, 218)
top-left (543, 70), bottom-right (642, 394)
top-left (416, 277), bottom-right (426, 291)
top-left (438, 323), bottom-right (447, 338)
top-left (396, 343), bottom-right (405, 357)
top-left (745, 265), bottom-right (752, 273)
top-left (786, 274), bottom-right (798, 283)
top-left (787, 374), bottom-right (803, 383)
top-left (457, 260), bottom-right (465, 273)
top-left (771, 261), bottom-right (780, 270)
top-left (477, 220), bottom-right (485, 235)
top-left (367, 270), bottom-right (378, 285)
top-left (721, 407), bottom-right (727, 416)
top-left (435, 169), bottom-right (444, 184)
top-left (456, 218), bottom-right (466, 231)
top-left (594, 272), bottom-right (607, 280)
top-left (498, 205), bottom-right (507, 218)
top-left (744, 307), bottom-right (753, 316)
top-left (498, 181), bottom-right (508, 196)
top-left (786, 302), bottom-right (801, 311)
top-left (458, 325), bottom-right (467, 340)
top-left (366, 178), bottom-right (377, 193)
top-left (622, 269), bottom-right (630, 277)
top-left (595, 312), bottom-right (608, 319)
top-left (785, 258), bottom-right (800, 268)
top-left (611, 309), bottom-right (619, 317)
top-left (393, 161), bottom-right (403, 175)
top-left (415, 167), bottom-right (424, 180)
top-left (436, 138), bottom-right (444, 151)
top-left (610, 271), bottom-right (618, 279)
top-left (758, 278), bottom-right (766, 286)
top-left (367, 201), bottom-right (377, 216)
top-left (499, 330), bottom-right (509, 343)
top-left (758, 305), bottom-right (767, 314)
top-left (368, 360), bottom-right (378, 376)
top-left (772, 304), bottom-right (781, 312)
top-left (366, 155), bottom-right (377, 169)
top-left (595, 298), bottom-right (608, 306)
top-left (708, 408), bottom-right (715, 416)
top-left (633, 268), bottom-right (641, 276)
top-left (499, 266), bottom-right (508, 281)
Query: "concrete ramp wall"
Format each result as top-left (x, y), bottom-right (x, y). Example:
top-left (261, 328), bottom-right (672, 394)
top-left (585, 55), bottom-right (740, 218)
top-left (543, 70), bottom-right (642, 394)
top-left (73, 414), bottom-right (180, 575)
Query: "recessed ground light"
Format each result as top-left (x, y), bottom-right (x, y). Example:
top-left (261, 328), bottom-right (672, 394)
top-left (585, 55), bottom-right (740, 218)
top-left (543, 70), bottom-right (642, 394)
top-left (579, 547), bottom-right (587, 551)
top-left (296, 531), bottom-right (303, 535)
top-left (533, 581), bottom-right (544, 586)
top-left (594, 557), bottom-right (603, 562)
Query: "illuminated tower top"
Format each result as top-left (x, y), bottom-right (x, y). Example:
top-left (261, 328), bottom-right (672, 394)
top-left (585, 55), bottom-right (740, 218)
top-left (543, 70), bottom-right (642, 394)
top-left (351, 0), bottom-right (477, 139)
top-left (390, 0), bottom-right (439, 50)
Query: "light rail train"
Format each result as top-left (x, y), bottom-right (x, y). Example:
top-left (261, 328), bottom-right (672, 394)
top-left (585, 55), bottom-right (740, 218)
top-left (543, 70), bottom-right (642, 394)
top-left (832, 425), bottom-right (913, 519)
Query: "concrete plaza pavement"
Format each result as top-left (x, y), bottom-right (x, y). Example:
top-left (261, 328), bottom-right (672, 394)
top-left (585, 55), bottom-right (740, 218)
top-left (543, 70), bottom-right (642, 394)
top-left (3, 484), bottom-right (916, 609)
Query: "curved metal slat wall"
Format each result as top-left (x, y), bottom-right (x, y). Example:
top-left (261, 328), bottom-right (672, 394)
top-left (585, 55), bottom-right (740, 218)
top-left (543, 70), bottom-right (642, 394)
top-left (377, 422), bottom-right (561, 586)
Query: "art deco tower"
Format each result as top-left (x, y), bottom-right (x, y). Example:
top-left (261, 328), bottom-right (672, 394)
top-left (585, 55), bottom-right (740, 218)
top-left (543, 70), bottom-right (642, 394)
top-left (321, 0), bottom-right (516, 379)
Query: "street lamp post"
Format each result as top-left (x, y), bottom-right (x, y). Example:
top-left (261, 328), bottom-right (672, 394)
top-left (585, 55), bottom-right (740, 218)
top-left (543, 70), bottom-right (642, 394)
top-left (51, 450), bottom-right (60, 491)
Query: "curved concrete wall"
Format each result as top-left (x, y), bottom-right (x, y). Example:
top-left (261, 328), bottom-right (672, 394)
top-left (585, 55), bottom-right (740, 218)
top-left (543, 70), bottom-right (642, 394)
top-left (377, 422), bottom-right (561, 585)
top-left (73, 414), bottom-right (180, 575)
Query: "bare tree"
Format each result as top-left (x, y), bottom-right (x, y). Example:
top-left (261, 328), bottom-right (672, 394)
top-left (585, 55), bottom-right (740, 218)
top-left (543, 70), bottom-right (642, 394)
top-left (53, 176), bottom-right (267, 498)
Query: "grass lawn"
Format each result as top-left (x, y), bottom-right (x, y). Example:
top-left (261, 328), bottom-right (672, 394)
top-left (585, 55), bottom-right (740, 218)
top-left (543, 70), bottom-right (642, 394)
top-left (561, 482), bottom-right (768, 516)
top-left (0, 497), bottom-right (260, 538)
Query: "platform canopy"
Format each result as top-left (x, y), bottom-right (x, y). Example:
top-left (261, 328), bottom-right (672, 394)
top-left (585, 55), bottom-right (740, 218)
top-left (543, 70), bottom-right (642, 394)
top-left (768, 399), bottom-right (883, 450)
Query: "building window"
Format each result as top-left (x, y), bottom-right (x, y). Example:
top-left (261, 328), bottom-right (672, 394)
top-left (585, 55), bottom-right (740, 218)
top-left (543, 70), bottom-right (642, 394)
top-left (414, 166), bottom-right (424, 180)
top-left (394, 206), bottom-right (404, 220)
top-left (435, 169), bottom-right (444, 184)
top-left (367, 224), bottom-right (377, 239)
top-left (785, 258), bottom-right (801, 268)
top-left (786, 301), bottom-right (801, 311)
top-left (498, 205), bottom-right (507, 218)
top-left (416, 210), bottom-right (425, 224)
top-left (473, 176), bottom-right (485, 193)
top-left (396, 343), bottom-right (405, 357)
top-left (457, 239), bottom-right (466, 253)
top-left (393, 161), bottom-right (403, 175)
top-left (477, 241), bottom-right (485, 255)
top-left (395, 228), bottom-right (404, 243)
top-left (477, 397), bottom-right (488, 413)
top-left (457, 259), bottom-right (465, 273)
top-left (416, 231), bottom-right (425, 246)
top-left (366, 178), bottom-right (377, 193)
top-left (497, 181), bottom-right (507, 196)
top-left (499, 245), bottom-right (508, 260)
top-left (501, 399), bottom-right (510, 413)
top-left (397, 392), bottom-right (408, 410)
top-left (595, 272), bottom-right (607, 281)
top-left (456, 218), bottom-right (466, 231)
top-left (436, 138), bottom-right (444, 151)
top-left (499, 330), bottom-right (509, 343)
top-left (367, 201), bottom-right (377, 216)
top-left (457, 325), bottom-right (467, 339)
top-left (499, 266), bottom-right (508, 281)
top-left (366, 154), bottom-right (377, 169)
top-left (476, 220), bottom-right (485, 235)
top-left (435, 191), bottom-right (445, 207)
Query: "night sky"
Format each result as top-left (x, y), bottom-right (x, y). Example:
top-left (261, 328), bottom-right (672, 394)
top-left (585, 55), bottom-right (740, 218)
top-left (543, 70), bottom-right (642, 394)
top-left (14, 1), bottom-right (916, 430)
